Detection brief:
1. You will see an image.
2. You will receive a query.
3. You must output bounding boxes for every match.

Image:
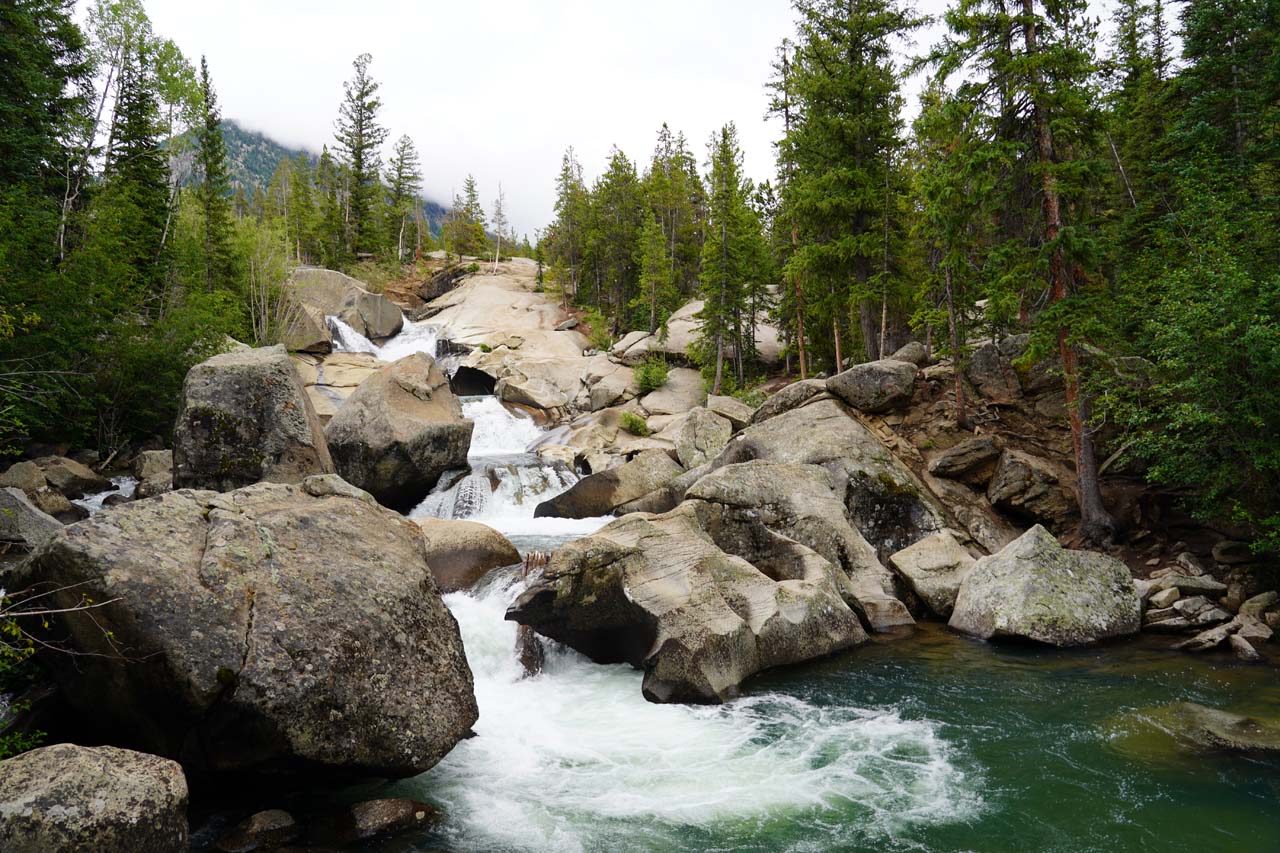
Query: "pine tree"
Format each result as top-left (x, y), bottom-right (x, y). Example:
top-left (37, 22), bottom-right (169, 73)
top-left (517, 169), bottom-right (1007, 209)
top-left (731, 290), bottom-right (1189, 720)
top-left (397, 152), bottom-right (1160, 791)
top-left (586, 148), bottom-right (643, 331)
top-left (384, 134), bottom-right (422, 262)
top-left (634, 213), bottom-right (677, 334)
top-left (195, 55), bottom-right (233, 291)
top-left (775, 0), bottom-right (922, 369)
top-left (491, 183), bottom-right (508, 272)
top-left (548, 147), bottom-right (589, 298)
top-left (698, 124), bottom-right (756, 393)
top-left (333, 53), bottom-right (388, 257)
top-left (314, 145), bottom-right (345, 266)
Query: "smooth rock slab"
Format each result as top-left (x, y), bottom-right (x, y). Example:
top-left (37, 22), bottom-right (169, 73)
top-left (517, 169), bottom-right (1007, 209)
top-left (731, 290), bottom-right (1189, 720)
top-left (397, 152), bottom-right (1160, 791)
top-left (949, 525), bottom-right (1140, 646)
top-left (535, 450), bottom-right (682, 520)
top-left (0, 744), bottom-right (188, 853)
top-left (0, 487), bottom-right (61, 549)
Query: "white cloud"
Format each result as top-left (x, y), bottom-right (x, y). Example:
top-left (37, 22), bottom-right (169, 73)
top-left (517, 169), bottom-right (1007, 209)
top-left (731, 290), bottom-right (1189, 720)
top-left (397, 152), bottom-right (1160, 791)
top-left (121, 0), bottom-right (1121, 235)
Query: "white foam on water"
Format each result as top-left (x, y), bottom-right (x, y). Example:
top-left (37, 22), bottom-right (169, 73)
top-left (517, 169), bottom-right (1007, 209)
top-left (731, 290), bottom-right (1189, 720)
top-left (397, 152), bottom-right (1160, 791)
top-left (326, 315), bottom-right (380, 355)
top-left (461, 396), bottom-right (543, 457)
top-left (72, 475), bottom-right (138, 515)
top-left (403, 578), bottom-right (983, 853)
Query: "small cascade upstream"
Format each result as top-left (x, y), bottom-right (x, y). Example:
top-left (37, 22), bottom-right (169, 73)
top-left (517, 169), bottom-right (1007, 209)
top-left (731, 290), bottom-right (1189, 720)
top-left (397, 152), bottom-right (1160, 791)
top-left (327, 313), bottom-right (444, 365)
top-left (72, 475), bottom-right (138, 516)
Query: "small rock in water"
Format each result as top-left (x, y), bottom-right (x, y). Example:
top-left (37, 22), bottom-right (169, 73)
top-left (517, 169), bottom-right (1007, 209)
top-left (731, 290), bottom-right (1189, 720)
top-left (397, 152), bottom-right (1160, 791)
top-left (1229, 634), bottom-right (1262, 662)
top-left (216, 809), bottom-right (299, 852)
top-left (334, 799), bottom-right (439, 844)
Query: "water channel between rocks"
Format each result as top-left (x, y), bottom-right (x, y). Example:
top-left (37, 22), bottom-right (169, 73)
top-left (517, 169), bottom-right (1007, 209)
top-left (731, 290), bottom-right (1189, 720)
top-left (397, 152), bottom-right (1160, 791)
top-left (169, 314), bottom-right (1280, 852)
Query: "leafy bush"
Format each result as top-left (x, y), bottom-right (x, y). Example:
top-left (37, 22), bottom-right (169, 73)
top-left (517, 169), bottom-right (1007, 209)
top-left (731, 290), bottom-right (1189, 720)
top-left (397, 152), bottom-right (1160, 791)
top-left (635, 357), bottom-right (670, 395)
top-left (732, 387), bottom-right (768, 408)
top-left (0, 594), bottom-right (42, 759)
top-left (465, 262), bottom-right (480, 274)
top-left (620, 411), bottom-right (650, 436)
top-left (478, 343), bottom-right (492, 353)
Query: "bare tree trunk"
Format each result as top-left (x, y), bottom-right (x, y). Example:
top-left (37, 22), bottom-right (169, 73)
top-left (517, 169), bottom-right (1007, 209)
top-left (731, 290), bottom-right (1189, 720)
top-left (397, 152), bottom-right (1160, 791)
top-left (944, 265), bottom-right (970, 430)
top-left (1024, 0), bottom-right (1114, 543)
top-left (859, 301), bottom-right (878, 362)
top-left (713, 333), bottom-right (725, 396)
top-left (791, 225), bottom-right (808, 379)
top-left (832, 316), bottom-right (843, 372)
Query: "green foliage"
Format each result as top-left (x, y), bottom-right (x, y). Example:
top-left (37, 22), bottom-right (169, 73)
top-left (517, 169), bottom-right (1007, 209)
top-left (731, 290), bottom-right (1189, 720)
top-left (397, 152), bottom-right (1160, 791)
top-left (579, 307), bottom-right (614, 352)
top-left (333, 53), bottom-right (389, 256)
top-left (620, 411), bottom-right (651, 436)
top-left (0, 594), bottom-right (43, 760)
top-left (634, 356), bottom-right (670, 395)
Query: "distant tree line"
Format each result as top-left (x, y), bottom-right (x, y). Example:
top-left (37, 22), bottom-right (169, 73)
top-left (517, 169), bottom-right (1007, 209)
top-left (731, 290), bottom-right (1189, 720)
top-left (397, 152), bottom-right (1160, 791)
top-left (541, 0), bottom-right (1279, 553)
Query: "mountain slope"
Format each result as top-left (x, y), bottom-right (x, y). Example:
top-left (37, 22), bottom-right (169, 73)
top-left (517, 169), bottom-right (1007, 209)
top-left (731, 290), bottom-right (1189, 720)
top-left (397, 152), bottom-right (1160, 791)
top-left (184, 119), bottom-right (448, 235)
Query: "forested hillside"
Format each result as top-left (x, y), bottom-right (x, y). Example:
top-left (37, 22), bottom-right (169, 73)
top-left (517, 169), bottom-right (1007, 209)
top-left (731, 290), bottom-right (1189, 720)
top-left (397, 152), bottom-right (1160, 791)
top-left (539, 0), bottom-right (1279, 554)
top-left (0, 0), bottom-right (1275, 559)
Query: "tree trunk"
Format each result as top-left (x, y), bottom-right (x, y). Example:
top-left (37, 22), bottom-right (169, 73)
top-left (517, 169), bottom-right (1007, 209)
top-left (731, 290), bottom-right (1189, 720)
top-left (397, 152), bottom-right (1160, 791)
top-left (859, 301), bottom-right (878, 362)
top-left (1023, 0), bottom-right (1114, 543)
top-left (944, 265), bottom-right (970, 430)
top-left (791, 225), bottom-right (808, 379)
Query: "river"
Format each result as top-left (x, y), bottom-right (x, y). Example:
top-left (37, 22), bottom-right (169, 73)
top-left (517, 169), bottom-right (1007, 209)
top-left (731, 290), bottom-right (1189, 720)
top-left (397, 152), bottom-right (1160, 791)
top-left (271, 314), bottom-right (1280, 852)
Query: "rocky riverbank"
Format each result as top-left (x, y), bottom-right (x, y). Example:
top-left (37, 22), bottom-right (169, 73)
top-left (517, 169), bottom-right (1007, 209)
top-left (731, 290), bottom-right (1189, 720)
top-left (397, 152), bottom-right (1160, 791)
top-left (1, 258), bottom-right (1276, 851)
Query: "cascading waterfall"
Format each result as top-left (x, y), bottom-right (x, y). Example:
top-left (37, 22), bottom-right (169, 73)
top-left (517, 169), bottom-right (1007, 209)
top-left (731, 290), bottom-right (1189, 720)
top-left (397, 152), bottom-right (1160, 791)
top-left (337, 314), bottom-right (981, 853)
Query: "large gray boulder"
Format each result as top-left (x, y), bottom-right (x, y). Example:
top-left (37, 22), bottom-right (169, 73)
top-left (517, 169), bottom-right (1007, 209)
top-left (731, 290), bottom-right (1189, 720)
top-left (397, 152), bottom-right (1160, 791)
top-left (966, 341), bottom-right (1021, 403)
top-left (709, 398), bottom-right (946, 558)
top-left (0, 487), bottom-right (62, 550)
top-left (826, 359), bottom-right (917, 413)
top-left (281, 303), bottom-right (333, 354)
top-left (508, 501), bottom-right (867, 704)
top-left (638, 367), bottom-right (706, 416)
top-left (324, 353), bottom-right (473, 509)
top-left (416, 518), bottom-right (521, 592)
top-left (706, 395), bottom-right (754, 431)
top-left (13, 476), bottom-right (477, 777)
top-left (28, 456), bottom-right (111, 499)
top-left (289, 268), bottom-right (404, 340)
top-left (888, 531), bottom-right (976, 617)
top-left (686, 462), bottom-right (913, 631)
top-left (131, 450), bottom-right (173, 500)
top-left (173, 345), bottom-right (335, 492)
top-left (949, 525), bottom-right (1140, 646)
top-left (535, 449), bottom-right (682, 519)
top-left (674, 408), bottom-right (732, 468)
top-left (0, 744), bottom-right (188, 853)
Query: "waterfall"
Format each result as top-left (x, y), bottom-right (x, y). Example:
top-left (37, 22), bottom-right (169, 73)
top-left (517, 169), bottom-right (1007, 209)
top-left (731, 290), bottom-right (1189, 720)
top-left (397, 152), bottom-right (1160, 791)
top-left (409, 395), bottom-right (611, 552)
top-left (328, 312), bottom-right (439, 363)
top-left (326, 316), bottom-right (381, 355)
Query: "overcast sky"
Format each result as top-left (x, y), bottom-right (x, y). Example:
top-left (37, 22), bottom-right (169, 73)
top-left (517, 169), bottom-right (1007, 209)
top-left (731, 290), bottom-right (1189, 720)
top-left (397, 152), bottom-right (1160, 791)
top-left (127, 0), bottom-right (1119, 235)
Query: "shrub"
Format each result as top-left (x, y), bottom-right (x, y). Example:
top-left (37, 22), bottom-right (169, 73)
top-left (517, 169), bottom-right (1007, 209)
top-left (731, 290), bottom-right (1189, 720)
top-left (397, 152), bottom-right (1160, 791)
top-left (477, 343), bottom-right (492, 353)
top-left (581, 308), bottom-right (614, 352)
top-left (465, 262), bottom-right (480, 274)
top-left (635, 357), bottom-right (670, 395)
top-left (620, 411), bottom-right (650, 436)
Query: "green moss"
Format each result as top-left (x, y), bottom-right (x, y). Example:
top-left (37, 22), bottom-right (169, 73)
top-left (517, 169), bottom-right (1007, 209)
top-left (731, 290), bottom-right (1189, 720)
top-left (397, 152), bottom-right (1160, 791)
top-left (620, 411), bottom-right (651, 437)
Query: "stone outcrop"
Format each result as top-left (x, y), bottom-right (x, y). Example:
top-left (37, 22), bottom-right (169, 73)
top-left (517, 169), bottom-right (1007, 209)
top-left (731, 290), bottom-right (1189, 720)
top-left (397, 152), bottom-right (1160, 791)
top-left (888, 341), bottom-right (928, 366)
top-left (0, 487), bottom-right (62, 550)
top-left (324, 353), bottom-right (473, 509)
top-left (888, 531), bottom-right (977, 617)
top-left (416, 517), bottom-right (521, 592)
top-left (173, 345), bottom-right (334, 492)
top-left (965, 341), bottom-right (1022, 403)
top-left (986, 449), bottom-right (1075, 529)
top-left (289, 268), bottom-right (404, 341)
top-left (826, 359), bottom-right (917, 413)
top-left (949, 525), bottom-right (1141, 646)
top-left (705, 395), bottom-right (754, 431)
top-left (637, 367), bottom-right (706, 416)
top-left (709, 398), bottom-right (946, 558)
top-left (0, 744), bottom-right (188, 853)
top-left (13, 476), bottom-right (477, 777)
top-left (750, 379), bottom-right (829, 424)
top-left (610, 300), bottom-right (782, 366)
top-left (131, 450), bottom-right (172, 500)
top-left (281, 303), bottom-right (333, 354)
top-left (27, 456), bottom-right (111, 499)
top-left (927, 437), bottom-right (1001, 486)
top-left (508, 501), bottom-right (867, 703)
top-left (535, 449), bottom-right (682, 519)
